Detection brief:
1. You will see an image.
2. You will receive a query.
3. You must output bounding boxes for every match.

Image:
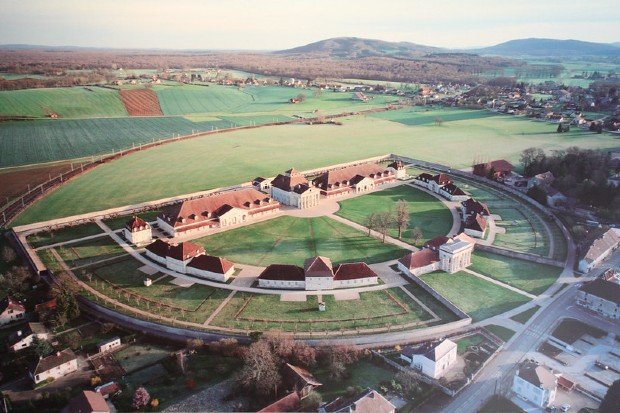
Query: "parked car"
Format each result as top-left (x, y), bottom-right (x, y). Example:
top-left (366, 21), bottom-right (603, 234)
top-left (561, 404), bottom-right (571, 412)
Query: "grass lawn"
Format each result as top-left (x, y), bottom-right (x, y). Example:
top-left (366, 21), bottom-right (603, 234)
top-left (469, 251), bottom-right (561, 295)
top-left (210, 287), bottom-right (435, 332)
top-left (402, 283), bottom-right (459, 323)
top-left (486, 325), bottom-right (516, 342)
top-left (493, 207), bottom-right (548, 256)
top-left (478, 395), bottom-right (524, 413)
top-left (551, 318), bottom-right (606, 344)
top-left (14, 110), bottom-right (620, 225)
top-left (421, 271), bottom-right (531, 322)
top-left (193, 215), bottom-right (407, 267)
top-left (336, 185), bottom-right (453, 246)
top-left (115, 343), bottom-right (172, 373)
top-left (456, 333), bottom-right (486, 354)
top-left (313, 360), bottom-right (395, 399)
top-left (27, 223), bottom-right (103, 248)
top-left (103, 210), bottom-right (161, 231)
top-left (56, 236), bottom-right (126, 268)
top-left (510, 305), bottom-right (540, 324)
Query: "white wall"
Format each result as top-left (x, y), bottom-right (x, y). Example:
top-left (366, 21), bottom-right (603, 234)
top-left (333, 277), bottom-right (378, 289)
top-left (0, 309), bottom-right (25, 326)
top-left (305, 276), bottom-right (334, 291)
top-left (124, 227), bottom-right (152, 245)
top-left (258, 279), bottom-right (305, 289)
top-left (512, 375), bottom-right (555, 407)
top-left (145, 250), bottom-right (167, 266)
top-left (33, 359), bottom-right (78, 384)
top-left (187, 265), bottom-right (234, 282)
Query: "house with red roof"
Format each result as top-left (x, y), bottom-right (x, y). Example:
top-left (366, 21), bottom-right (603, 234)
top-left (270, 168), bottom-right (320, 209)
top-left (461, 198), bottom-right (490, 221)
top-left (304, 256), bottom-right (335, 290)
top-left (0, 295), bottom-right (26, 326)
top-left (439, 183), bottom-right (469, 202)
top-left (464, 213), bottom-right (487, 238)
top-left (473, 159), bottom-right (513, 180)
top-left (387, 161), bottom-right (407, 179)
top-left (62, 390), bottom-right (111, 413)
top-left (123, 216), bottom-right (152, 245)
top-left (413, 172), bottom-right (468, 201)
top-left (398, 234), bottom-right (475, 276)
top-left (144, 238), bottom-right (171, 265)
top-left (186, 255), bottom-right (235, 282)
top-left (320, 388), bottom-right (395, 413)
top-left (312, 163), bottom-right (395, 197)
top-left (165, 242), bottom-right (206, 273)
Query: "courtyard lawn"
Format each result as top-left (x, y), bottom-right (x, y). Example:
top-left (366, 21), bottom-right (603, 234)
top-left (492, 207), bottom-right (549, 256)
top-left (210, 287), bottom-right (436, 333)
top-left (56, 236), bottom-right (126, 268)
top-left (486, 325), bottom-right (516, 342)
top-left (27, 222), bottom-right (103, 248)
top-left (336, 185), bottom-right (453, 246)
top-left (455, 333), bottom-right (486, 354)
top-left (420, 271), bottom-right (531, 322)
top-left (115, 343), bottom-right (172, 373)
top-left (13, 110), bottom-right (620, 225)
top-left (469, 251), bottom-right (561, 295)
top-left (313, 360), bottom-right (395, 399)
top-left (510, 305), bottom-right (540, 324)
top-left (193, 215), bottom-right (407, 267)
top-left (102, 210), bottom-right (161, 231)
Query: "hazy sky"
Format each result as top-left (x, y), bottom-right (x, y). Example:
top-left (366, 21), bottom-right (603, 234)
top-left (2, 0), bottom-right (619, 50)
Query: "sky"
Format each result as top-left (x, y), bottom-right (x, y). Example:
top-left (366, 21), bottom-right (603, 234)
top-left (1, 0), bottom-right (619, 50)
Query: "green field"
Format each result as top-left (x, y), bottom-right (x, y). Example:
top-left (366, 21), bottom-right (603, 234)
top-left (493, 207), bottom-right (549, 256)
top-left (420, 271), bottom-right (531, 322)
top-left (13, 109), bottom-right (620, 225)
top-left (313, 360), bottom-right (395, 399)
top-left (56, 236), bottom-right (126, 268)
top-left (27, 223), bottom-right (103, 248)
top-left (510, 305), bottom-right (540, 324)
top-left (193, 215), bottom-right (406, 266)
top-left (210, 287), bottom-right (435, 332)
top-left (0, 87), bottom-right (127, 118)
top-left (485, 325), bottom-right (515, 342)
top-left (469, 251), bottom-right (561, 295)
top-left (336, 185), bottom-right (453, 246)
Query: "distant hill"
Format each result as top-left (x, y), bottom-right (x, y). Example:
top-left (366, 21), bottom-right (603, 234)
top-left (275, 37), bottom-right (443, 58)
top-left (473, 38), bottom-right (620, 57)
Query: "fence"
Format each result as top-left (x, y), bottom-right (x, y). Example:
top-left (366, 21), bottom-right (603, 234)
top-left (475, 244), bottom-right (564, 267)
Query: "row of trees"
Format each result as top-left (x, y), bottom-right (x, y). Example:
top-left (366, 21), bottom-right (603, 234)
top-left (364, 200), bottom-right (423, 243)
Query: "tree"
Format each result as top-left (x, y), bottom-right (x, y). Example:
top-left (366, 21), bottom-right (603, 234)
top-left (237, 340), bottom-right (281, 396)
top-left (394, 200), bottom-right (409, 239)
top-left (1, 245), bottom-right (17, 264)
top-left (56, 288), bottom-right (80, 326)
top-left (374, 211), bottom-right (394, 243)
top-left (410, 227), bottom-right (424, 245)
top-left (0, 266), bottom-right (31, 298)
top-left (131, 387), bottom-right (150, 411)
top-left (30, 336), bottom-right (53, 358)
top-left (527, 186), bottom-right (548, 206)
top-left (320, 344), bottom-right (361, 380)
top-left (300, 390), bottom-right (322, 411)
top-left (364, 212), bottom-right (378, 236)
top-left (600, 379), bottom-right (620, 413)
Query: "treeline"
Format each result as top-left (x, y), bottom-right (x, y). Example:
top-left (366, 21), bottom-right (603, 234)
top-left (0, 71), bottom-right (116, 90)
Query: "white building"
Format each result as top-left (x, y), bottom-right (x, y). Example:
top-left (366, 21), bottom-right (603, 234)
top-left (252, 177), bottom-right (272, 192)
top-left (387, 161), bottom-right (407, 179)
top-left (0, 295), bottom-right (26, 326)
top-left (578, 228), bottom-right (620, 273)
top-left (398, 234), bottom-right (475, 276)
top-left (576, 269), bottom-right (620, 319)
top-left (460, 198), bottom-right (490, 221)
top-left (400, 339), bottom-right (458, 379)
top-left (512, 361), bottom-right (557, 408)
top-left (463, 213), bottom-right (487, 238)
top-left (257, 264), bottom-right (306, 290)
top-left (144, 239), bottom-right (170, 265)
top-left (439, 183), bottom-right (469, 202)
top-left (123, 216), bottom-right (152, 245)
top-left (186, 255), bottom-right (235, 282)
top-left (270, 168), bottom-right (320, 209)
top-left (8, 322), bottom-right (50, 352)
top-left (30, 349), bottom-right (78, 385)
top-left (165, 242), bottom-right (206, 273)
top-left (304, 256), bottom-right (335, 291)
top-left (98, 337), bottom-right (121, 353)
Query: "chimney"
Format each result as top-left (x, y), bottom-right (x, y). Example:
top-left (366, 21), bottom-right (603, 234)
top-left (56, 351), bottom-right (61, 357)
top-left (17, 330), bottom-right (22, 337)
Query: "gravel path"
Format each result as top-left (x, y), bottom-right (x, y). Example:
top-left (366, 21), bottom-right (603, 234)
top-left (163, 379), bottom-right (249, 412)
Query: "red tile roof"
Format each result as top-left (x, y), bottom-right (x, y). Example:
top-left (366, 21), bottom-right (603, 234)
top-left (304, 256), bottom-right (334, 278)
top-left (388, 161), bottom-right (404, 169)
top-left (95, 381), bottom-right (120, 397)
top-left (489, 159), bottom-right (513, 172)
top-left (323, 388), bottom-right (395, 413)
top-left (313, 163), bottom-right (393, 191)
top-left (271, 170), bottom-right (310, 193)
top-left (65, 390), bottom-right (110, 413)
top-left (187, 255), bottom-right (234, 274)
top-left (332, 262), bottom-right (377, 280)
top-left (125, 216), bottom-right (149, 232)
top-left (1, 295), bottom-right (25, 314)
top-left (415, 172), bottom-right (433, 182)
top-left (285, 363), bottom-right (322, 387)
top-left (144, 239), bottom-right (171, 258)
top-left (441, 183), bottom-right (466, 196)
top-left (461, 198), bottom-right (490, 216)
top-left (432, 173), bottom-right (452, 185)
top-left (258, 264), bottom-right (305, 281)
top-left (398, 249), bottom-right (439, 270)
top-left (258, 392), bottom-right (300, 412)
top-left (35, 298), bottom-right (57, 312)
top-left (465, 214), bottom-right (487, 232)
top-left (167, 242), bottom-right (205, 261)
top-left (425, 236), bottom-right (450, 250)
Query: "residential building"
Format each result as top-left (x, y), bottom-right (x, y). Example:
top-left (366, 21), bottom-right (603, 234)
top-left (97, 337), bottom-right (121, 353)
top-left (578, 228), bottom-right (620, 272)
top-left (30, 349), bottom-right (78, 385)
top-left (464, 213), bottom-right (487, 238)
top-left (304, 256), bottom-right (335, 290)
top-left (413, 172), bottom-right (469, 201)
top-left (546, 187), bottom-right (568, 208)
top-left (461, 198), bottom-right (490, 221)
top-left (313, 163), bottom-right (396, 197)
top-left (473, 159), bottom-right (513, 180)
top-left (528, 171), bottom-right (555, 189)
top-left (157, 188), bottom-right (280, 236)
top-left (511, 361), bottom-right (557, 408)
top-left (8, 322), bottom-right (50, 352)
top-left (387, 161), bottom-right (407, 179)
top-left (165, 242), bottom-right (206, 273)
top-left (400, 339), bottom-right (458, 379)
top-left (144, 239), bottom-right (170, 265)
top-left (270, 168), bottom-right (320, 209)
top-left (186, 255), bottom-right (235, 282)
top-left (0, 295), bottom-right (26, 326)
top-left (398, 249), bottom-right (440, 276)
top-left (439, 183), bottom-right (469, 202)
top-left (258, 264), bottom-right (306, 289)
top-left (123, 216), bottom-right (152, 245)
top-left (320, 388), bottom-right (395, 413)
top-left (62, 390), bottom-right (111, 413)
top-left (258, 392), bottom-right (300, 413)
top-left (95, 382), bottom-right (121, 399)
top-left (576, 269), bottom-right (620, 319)
top-left (252, 176), bottom-right (272, 192)
top-left (398, 234), bottom-right (475, 276)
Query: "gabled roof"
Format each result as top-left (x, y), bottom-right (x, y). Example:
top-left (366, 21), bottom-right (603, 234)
top-left (488, 159), bottom-right (513, 172)
top-left (461, 198), bottom-right (490, 215)
top-left (432, 173), bottom-right (452, 185)
top-left (313, 163), bottom-right (392, 190)
top-left (322, 388), bottom-right (395, 413)
top-left (517, 361), bottom-right (557, 390)
top-left (167, 242), bottom-right (205, 261)
top-left (8, 322), bottom-right (48, 346)
top-left (398, 249), bottom-right (439, 270)
top-left (332, 262), bottom-right (377, 281)
top-left (33, 348), bottom-right (76, 375)
top-left (187, 255), bottom-right (234, 274)
top-left (401, 339), bottom-right (457, 362)
top-left (465, 214), bottom-right (487, 232)
top-left (258, 391), bottom-right (300, 413)
top-left (64, 390), bottom-right (110, 413)
top-left (0, 295), bottom-right (25, 314)
top-left (441, 183), bottom-right (466, 195)
top-left (583, 228), bottom-right (620, 263)
top-left (271, 169), bottom-right (310, 193)
top-left (95, 381), bottom-right (120, 397)
top-left (579, 276), bottom-right (620, 304)
top-left (258, 264), bottom-right (305, 281)
top-left (285, 363), bottom-right (322, 387)
top-left (425, 236), bottom-right (451, 250)
top-left (125, 216), bottom-right (149, 232)
top-left (388, 161), bottom-right (404, 169)
top-left (415, 172), bottom-right (433, 181)
top-left (304, 256), bottom-right (334, 278)
top-left (144, 238), bottom-right (171, 257)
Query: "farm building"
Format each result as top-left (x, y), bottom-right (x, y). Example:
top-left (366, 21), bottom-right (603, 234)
top-left (270, 168), bottom-right (320, 209)
top-left (473, 160), bottom-right (513, 180)
top-left (284, 363), bottom-right (322, 397)
top-left (98, 337), bottom-right (121, 353)
top-left (157, 188), bottom-right (280, 236)
top-left (511, 361), bottom-right (557, 408)
top-left (320, 388), bottom-right (395, 413)
top-left (463, 213), bottom-right (487, 238)
top-left (0, 295), bottom-right (26, 326)
top-left (257, 256), bottom-right (378, 290)
top-left (313, 163), bottom-right (396, 197)
top-left (439, 183), bottom-right (469, 202)
top-left (527, 171), bottom-right (555, 189)
top-left (7, 322), bottom-right (50, 352)
top-left (576, 269), bottom-right (620, 319)
top-left (166, 242), bottom-right (206, 273)
top-left (398, 234), bottom-right (475, 276)
top-left (123, 216), bottom-right (152, 245)
top-left (30, 348), bottom-right (78, 385)
top-left (578, 228), bottom-right (620, 272)
top-left (400, 339), bottom-right (458, 379)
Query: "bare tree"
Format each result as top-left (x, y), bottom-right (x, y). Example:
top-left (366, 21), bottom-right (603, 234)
top-left (410, 227), bottom-right (424, 245)
top-left (237, 340), bottom-right (281, 396)
top-left (394, 200), bottom-right (409, 239)
top-left (364, 212), bottom-right (378, 236)
top-left (375, 211), bottom-right (394, 243)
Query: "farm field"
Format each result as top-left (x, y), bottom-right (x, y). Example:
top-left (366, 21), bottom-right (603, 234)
top-left (0, 160), bottom-right (79, 203)
top-left (420, 271), bottom-right (531, 322)
top-left (469, 251), bottom-right (561, 295)
top-left (193, 215), bottom-right (406, 267)
top-left (13, 109), bottom-right (620, 224)
top-left (210, 287), bottom-right (436, 332)
top-left (336, 184), bottom-right (453, 246)
top-left (119, 89), bottom-right (163, 116)
top-left (0, 86), bottom-right (127, 118)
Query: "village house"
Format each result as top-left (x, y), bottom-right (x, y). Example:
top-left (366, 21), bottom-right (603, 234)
top-left (144, 239), bottom-right (170, 265)
top-left (157, 188), bottom-right (280, 237)
top-left (123, 216), bottom-right (152, 245)
top-left (320, 388), bottom-right (395, 413)
top-left (578, 228), bottom-right (620, 272)
top-left (473, 159), bottom-right (513, 180)
top-left (252, 176), bottom-right (272, 192)
top-left (95, 381), bottom-right (121, 399)
top-left (257, 257), bottom-right (379, 290)
top-left (62, 390), bottom-right (111, 413)
top-left (270, 168), bottom-right (320, 209)
top-left (460, 198), bottom-right (491, 221)
top-left (283, 363), bottom-right (322, 397)
top-left (30, 348), bottom-right (79, 385)
top-left (398, 233), bottom-right (475, 276)
top-left (511, 361), bottom-right (558, 408)
top-left (576, 269), bottom-right (620, 319)
top-left (400, 339), bottom-right (458, 379)
top-left (8, 322), bottom-right (50, 352)
top-left (527, 171), bottom-right (555, 189)
top-left (0, 295), bottom-right (26, 326)
top-left (186, 254), bottom-right (235, 282)
top-left (97, 337), bottom-right (121, 353)
top-left (166, 242), bottom-right (206, 273)
top-left (546, 187), bottom-right (568, 208)
top-left (313, 163), bottom-right (396, 197)
top-left (439, 183), bottom-right (469, 202)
